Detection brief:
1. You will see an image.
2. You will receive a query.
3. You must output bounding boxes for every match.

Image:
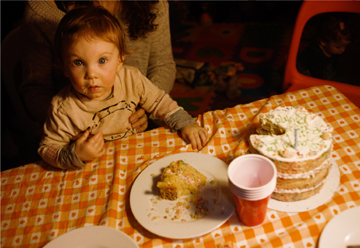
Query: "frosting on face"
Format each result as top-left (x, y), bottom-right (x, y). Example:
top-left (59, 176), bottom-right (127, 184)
top-left (250, 106), bottom-right (333, 162)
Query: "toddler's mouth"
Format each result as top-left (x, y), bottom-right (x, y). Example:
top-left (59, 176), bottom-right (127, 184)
top-left (88, 86), bottom-right (101, 93)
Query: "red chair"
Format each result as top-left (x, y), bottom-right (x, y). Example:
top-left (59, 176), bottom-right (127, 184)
top-left (283, 0), bottom-right (360, 108)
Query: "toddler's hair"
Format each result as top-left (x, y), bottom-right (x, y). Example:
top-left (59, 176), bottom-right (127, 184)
top-left (317, 15), bottom-right (353, 44)
top-left (54, 6), bottom-right (128, 70)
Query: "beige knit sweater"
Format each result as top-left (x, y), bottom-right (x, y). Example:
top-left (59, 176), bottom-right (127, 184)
top-left (38, 66), bottom-right (194, 170)
top-left (19, 0), bottom-right (176, 124)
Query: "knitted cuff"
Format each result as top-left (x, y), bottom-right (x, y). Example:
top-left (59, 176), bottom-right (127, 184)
top-left (58, 143), bottom-right (86, 170)
top-left (165, 109), bottom-right (196, 132)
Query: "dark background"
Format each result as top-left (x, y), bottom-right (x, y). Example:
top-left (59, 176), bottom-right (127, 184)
top-left (1, 1), bottom-right (303, 171)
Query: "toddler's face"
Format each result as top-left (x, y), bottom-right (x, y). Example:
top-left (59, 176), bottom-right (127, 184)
top-left (320, 38), bottom-right (350, 57)
top-left (63, 36), bottom-right (123, 101)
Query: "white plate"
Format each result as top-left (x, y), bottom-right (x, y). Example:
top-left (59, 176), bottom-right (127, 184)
top-left (319, 206), bottom-right (360, 248)
top-left (43, 226), bottom-right (139, 248)
top-left (130, 152), bottom-right (235, 239)
top-left (268, 157), bottom-right (340, 213)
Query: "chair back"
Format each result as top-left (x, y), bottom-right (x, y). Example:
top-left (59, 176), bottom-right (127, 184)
top-left (283, 0), bottom-right (360, 107)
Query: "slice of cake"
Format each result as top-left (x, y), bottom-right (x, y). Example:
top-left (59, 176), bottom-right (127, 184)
top-left (249, 106), bottom-right (333, 202)
top-left (157, 160), bottom-right (207, 200)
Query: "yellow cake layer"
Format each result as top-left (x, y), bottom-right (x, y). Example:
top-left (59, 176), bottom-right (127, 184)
top-left (157, 160), bottom-right (207, 201)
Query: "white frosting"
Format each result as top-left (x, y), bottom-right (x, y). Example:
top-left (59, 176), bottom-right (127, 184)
top-left (277, 159), bottom-right (330, 179)
top-left (250, 106), bottom-right (333, 162)
top-left (273, 179), bottom-right (325, 194)
top-left (163, 168), bottom-right (195, 184)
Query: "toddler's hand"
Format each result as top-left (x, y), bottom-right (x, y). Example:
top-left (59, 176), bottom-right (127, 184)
top-left (75, 130), bottom-right (105, 162)
top-left (180, 124), bottom-right (208, 150)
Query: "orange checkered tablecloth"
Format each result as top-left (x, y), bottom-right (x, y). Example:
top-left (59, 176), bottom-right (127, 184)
top-left (1, 85), bottom-right (360, 248)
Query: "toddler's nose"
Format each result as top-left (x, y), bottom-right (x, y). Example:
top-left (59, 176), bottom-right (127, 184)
top-left (85, 66), bottom-right (98, 79)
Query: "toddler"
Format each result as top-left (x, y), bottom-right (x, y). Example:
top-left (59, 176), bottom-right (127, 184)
top-left (296, 15), bottom-right (353, 82)
top-left (38, 6), bottom-right (208, 170)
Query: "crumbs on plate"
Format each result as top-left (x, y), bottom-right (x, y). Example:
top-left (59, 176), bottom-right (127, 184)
top-left (147, 174), bottom-right (220, 222)
top-left (148, 195), bottom-right (210, 222)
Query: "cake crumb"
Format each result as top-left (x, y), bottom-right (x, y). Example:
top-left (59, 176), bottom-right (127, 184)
top-left (152, 216), bottom-right (160, 221)
top-left (322, 132), bottom-right (331, 140)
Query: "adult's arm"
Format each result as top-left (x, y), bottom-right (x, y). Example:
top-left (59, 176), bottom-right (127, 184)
top-left (147, 0), bottom-right (176, 94)
top-left (19, 1), bottom-right (66, 124)
top-left (123, 0), bottom-right (176, 95)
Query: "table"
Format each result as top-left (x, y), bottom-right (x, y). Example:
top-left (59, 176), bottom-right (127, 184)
top-left (1, 85), bottom-right (360, 248)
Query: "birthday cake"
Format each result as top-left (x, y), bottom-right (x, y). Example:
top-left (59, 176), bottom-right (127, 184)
top-left (249, 106), bottom-right (333, 202)
top-left (157, 160), bottom-right (207, 200)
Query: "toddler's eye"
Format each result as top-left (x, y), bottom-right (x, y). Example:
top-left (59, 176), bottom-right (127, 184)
top-left (99, 58), bottom-right (107, 64)
top-left (73, 60), bottom-right (83, 66)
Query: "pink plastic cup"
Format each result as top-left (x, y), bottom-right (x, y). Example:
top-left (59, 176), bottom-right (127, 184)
top-left (228, 154), bottom-right (277, 226)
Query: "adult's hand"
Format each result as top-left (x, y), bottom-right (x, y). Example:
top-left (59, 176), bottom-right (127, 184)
top-left (129, 108), bottom-right (148, 133)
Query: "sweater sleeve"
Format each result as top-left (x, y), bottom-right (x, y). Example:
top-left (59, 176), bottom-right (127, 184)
top-left (136, 74), bottom-right (195, 132)
top-left (146, 0), bottom-right (176, 94)
top-left (58, 143), bottom-right (86, 169)
top-left (165, 109), bottom-right (196, 132)
top-left (38, 102), bottom-right (85, 170)
top-left (149, 94), bottom-right (196, 132)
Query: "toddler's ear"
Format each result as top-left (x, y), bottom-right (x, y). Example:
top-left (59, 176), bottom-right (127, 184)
top-left (117, 55), bottom-right (125, 72)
